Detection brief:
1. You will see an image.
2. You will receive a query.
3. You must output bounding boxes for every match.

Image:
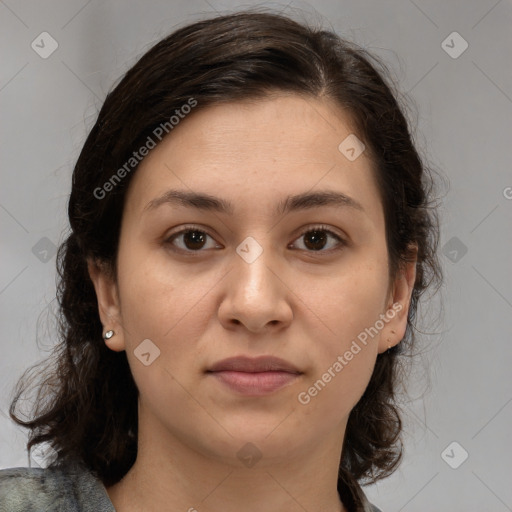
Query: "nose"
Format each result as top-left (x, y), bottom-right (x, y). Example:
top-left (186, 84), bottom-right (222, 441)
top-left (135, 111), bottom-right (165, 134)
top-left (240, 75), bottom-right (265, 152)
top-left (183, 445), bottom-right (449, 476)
top-left (217, 238), bottom-right (293, 333)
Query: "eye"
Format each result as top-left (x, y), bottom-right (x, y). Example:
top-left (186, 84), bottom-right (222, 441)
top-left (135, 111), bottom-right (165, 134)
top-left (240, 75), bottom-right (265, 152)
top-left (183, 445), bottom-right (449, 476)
top-left (164, 227), bottom-right (220, 253)
top-left (289, 225), bottom-right (345, 253)
top-left (164, 224), bottom-right (346, 255)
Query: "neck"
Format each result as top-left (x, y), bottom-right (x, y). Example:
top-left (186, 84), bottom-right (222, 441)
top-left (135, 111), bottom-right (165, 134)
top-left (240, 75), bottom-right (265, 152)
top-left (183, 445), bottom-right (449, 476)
top-left (105, 408), bottom-right (349, 512)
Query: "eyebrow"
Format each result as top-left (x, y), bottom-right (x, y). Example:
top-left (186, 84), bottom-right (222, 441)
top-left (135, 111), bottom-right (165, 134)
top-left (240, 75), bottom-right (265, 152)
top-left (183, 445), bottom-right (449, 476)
top-left (143, 188), bottom-right (365, 216)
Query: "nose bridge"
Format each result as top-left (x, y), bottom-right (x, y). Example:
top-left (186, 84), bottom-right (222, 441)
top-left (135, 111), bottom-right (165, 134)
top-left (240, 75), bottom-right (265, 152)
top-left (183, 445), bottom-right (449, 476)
top-left (233, 235), bottom-right (274, 298)
top-left (218, 233), bottom-right (293, 331)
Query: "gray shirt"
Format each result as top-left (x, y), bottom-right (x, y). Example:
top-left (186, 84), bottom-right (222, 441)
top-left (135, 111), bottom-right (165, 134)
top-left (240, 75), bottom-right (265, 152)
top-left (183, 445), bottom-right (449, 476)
top-left (0, 462), bottom-right (382, 512)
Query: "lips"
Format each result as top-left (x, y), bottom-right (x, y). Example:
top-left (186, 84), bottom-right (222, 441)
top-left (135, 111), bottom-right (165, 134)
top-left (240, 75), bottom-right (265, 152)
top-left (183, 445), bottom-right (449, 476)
top-left (206, 356), bottom-right (302, 396)
top-left (207, 355), bottom-right (301, 374)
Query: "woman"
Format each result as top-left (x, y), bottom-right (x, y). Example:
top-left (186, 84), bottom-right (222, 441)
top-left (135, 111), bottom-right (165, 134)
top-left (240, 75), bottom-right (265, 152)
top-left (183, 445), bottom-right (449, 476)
top-left (0, 10), bottom-right (441, 512)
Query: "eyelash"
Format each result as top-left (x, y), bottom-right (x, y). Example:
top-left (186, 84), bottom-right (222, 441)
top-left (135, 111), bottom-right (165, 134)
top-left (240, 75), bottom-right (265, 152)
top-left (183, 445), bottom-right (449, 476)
top-left (164, 224), bottom-right (346, 255)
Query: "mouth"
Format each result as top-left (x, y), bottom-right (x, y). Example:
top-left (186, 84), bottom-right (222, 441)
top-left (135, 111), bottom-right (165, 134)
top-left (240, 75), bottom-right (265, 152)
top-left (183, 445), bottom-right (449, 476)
top-left (206, 356), bottom-right (303, 396)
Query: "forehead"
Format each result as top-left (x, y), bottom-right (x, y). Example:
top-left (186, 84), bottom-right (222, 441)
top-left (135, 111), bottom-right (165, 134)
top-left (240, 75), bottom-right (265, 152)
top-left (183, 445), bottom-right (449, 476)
top-left (165, 94), bottom-right (359, 163)
top-left (122, 94), bottom-right (383, 224)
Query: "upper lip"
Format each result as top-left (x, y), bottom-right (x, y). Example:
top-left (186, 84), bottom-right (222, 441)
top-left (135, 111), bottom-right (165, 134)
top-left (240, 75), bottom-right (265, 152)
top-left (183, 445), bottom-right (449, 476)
top-left (207, 356), bottom-right (302, 374)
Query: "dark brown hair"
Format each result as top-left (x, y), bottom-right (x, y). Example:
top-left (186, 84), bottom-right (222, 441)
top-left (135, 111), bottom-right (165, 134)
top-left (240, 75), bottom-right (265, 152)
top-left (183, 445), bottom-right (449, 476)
top-left (9, 9), bottom-right (442, 498)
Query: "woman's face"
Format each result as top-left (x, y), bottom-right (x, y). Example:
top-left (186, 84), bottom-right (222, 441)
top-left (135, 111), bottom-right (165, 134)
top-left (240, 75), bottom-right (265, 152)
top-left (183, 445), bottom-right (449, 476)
top-left (90, 93), bottom-right (414, 467)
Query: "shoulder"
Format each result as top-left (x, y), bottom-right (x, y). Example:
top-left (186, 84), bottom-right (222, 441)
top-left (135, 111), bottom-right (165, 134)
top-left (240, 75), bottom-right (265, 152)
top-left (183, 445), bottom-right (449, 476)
top-left (0, 463), bottom-right (115, 512)
top-left (0, 466), bottom-right (61, 512)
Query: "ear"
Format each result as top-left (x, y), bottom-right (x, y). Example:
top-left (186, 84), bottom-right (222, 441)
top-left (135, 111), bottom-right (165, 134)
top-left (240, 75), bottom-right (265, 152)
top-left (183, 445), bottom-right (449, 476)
top-left (87, 258), bottom-right (126, 352)
top-left (378, 245), bottom-right (418, 354)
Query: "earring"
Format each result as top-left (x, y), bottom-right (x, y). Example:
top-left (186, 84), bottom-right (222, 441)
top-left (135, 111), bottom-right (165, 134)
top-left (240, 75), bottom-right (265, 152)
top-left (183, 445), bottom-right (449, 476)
top-left (104, 330), bottom-right (115, 340)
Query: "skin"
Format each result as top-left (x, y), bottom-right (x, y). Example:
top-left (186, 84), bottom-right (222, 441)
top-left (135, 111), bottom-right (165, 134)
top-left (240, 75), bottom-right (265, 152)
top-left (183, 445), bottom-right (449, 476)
top-left (88, 93), bottom-right (416, 512)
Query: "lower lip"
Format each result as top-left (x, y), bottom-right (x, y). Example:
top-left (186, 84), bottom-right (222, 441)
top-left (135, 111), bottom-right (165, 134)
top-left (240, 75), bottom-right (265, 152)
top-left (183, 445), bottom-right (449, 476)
top-left (208, 371), bottom-right (301, 395)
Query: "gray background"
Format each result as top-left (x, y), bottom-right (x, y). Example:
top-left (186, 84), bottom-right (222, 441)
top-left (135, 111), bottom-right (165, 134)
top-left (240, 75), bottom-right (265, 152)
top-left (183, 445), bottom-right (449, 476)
top-left (1, 0), bottom-right (511, 510)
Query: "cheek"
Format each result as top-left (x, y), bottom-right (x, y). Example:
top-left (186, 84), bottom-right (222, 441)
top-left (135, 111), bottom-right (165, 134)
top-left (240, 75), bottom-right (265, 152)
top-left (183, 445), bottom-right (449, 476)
top-left (117, 238), bottom-right (199, 330)
top-left (116, 246), bottom-right (221, 375)
top-left (296, 311), bottom-right (379, 431)
top-left (320, 260), bottom-right (389, 342)
top-left (296, 262), bottom-right (388, 415)
top-left (297, 356), bottom-right (375, 429)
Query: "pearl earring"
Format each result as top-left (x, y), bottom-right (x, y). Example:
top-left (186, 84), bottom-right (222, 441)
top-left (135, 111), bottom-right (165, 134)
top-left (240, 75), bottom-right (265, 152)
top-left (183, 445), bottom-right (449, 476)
top-left (104, 330), bottom-right (115, 340)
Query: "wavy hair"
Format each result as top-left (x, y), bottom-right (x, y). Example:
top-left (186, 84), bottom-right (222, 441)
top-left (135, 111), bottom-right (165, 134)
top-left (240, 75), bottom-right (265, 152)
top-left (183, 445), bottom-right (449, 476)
top-left (9, 9), bottom-right (442, 497)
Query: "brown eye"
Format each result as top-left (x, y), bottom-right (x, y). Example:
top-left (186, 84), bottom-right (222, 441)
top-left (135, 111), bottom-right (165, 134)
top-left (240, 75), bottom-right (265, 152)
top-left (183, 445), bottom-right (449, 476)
top-left (291, 226), bottom-right (345, 253)
top-left (165, 228), bottom-right (219, 252)
top-left (165, 225), bottom-right (345, 255)
top-left (182, 230), bottom-right (207, 250)
top-left (303, 230), bottom-right (328, 251)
